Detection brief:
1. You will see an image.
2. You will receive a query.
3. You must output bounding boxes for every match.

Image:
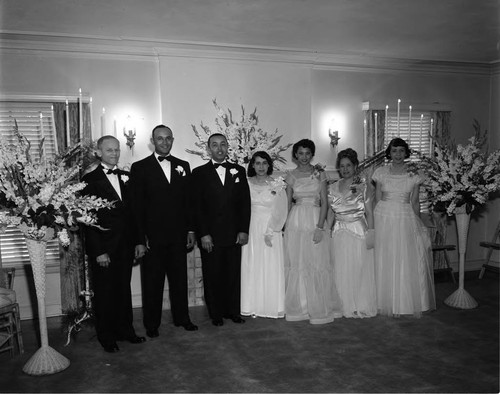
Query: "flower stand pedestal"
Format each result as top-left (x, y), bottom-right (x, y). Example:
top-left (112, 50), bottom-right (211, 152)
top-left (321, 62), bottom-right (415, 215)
top-left (22, 238), bottom-right (70, 376)
top-left (444, 208), bottom-right (479, 309)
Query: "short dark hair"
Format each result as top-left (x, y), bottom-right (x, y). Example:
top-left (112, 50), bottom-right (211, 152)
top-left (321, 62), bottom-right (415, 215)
top-left (151, 124), bottom-right (172, 139)
top-left (207, 133), bottom-right (227, 146)
top-left (385, 137), bottom-right (411, 160)
top-left (292, 139), bottom-right (315, 158)
top-left (336, 148), bottom-right (359, 169)
top-left (247, 151), bottom-right (274, 177)
top-left (97, 135), bottom-right (119, 149)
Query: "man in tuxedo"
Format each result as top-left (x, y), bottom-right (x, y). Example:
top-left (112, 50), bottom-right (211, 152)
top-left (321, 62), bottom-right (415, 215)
top-left (130, 125), bottom-right (197, 338)
top-left (82, 136), bottom-right (145, 353)
top-left (191, 133), bottom-right (251, 326)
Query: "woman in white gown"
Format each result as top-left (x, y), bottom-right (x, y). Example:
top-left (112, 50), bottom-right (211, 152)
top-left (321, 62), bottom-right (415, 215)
top-left (327, 148), bottom-right (377, 318)
top-left (284, 139), bottom-right (342, 324)
top-left (372, 138), bottom-right (436, 317)
top-left (241, 151), bottom-right (288, 318)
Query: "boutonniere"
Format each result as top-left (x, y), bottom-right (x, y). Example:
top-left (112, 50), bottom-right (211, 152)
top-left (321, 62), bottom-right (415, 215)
top-left (175, 165), bottom-right (186, 176)
top-left (120, 174), bottom-right (129, 183)
top-left (229, 168), bottom-right (240, 183)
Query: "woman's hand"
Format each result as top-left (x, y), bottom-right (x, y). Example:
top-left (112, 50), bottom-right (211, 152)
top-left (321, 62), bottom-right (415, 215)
top-left (313, 228), bottom-right (324, 244)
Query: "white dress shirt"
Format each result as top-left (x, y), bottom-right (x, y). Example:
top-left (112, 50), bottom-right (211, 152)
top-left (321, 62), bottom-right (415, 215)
top-left (155, 152), bottom-right (171, 182)
top-left (102, 165), bottom-right (122, 200)
top-left (212, 160), bottom-right (227, 185)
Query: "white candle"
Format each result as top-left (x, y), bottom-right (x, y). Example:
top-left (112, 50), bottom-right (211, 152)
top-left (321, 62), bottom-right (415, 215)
top-left (51, 105), bottom-right (58, 154)
top-left (101, 107), bottom-right (106, 136)
top-left (65, 99), bottom-right (70, 147)
top-left (397, 99), bottom-right (401, 137)
top-left (374, 112), bottom-right (378, 154)
top-left (430, 118), bottom-right (434, 155)
top-left (408, 106), bottom-right (412, 147)
top-left (419, 114), bottom-right (424, 152)
top-left (363, 118), bottom-right (367, 158)
top-left (39, 112), bottom-right (45, 159)
top-left (113, 118), bottom-right (117, 137)
top-left (78, 88), bottom-right (83, 141)
top-left (89, 97), bottom-right (93, 140)
top-left (385, 105), bottom-right (388, 138)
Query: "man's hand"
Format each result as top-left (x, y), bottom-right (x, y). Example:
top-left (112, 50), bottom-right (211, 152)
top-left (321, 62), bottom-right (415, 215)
top-left (135, 244), bottom-right (147, 259)
top-left (264, 234), bottom-right (273, 247)
top-left (186, 232), bottom-right (196, 249)
top-left (201, 235), bottom-right (214, 253)
top-left (96, 253), bottom-right (111, 268)
top-left (236, 232), bottom-right (249, 246)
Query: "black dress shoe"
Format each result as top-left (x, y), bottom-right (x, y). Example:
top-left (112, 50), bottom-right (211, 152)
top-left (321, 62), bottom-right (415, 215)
top-left (224, 315), bottom-right (246, 324)
top-left (212, 318), bottom-right (224, 326)
top-left (102, 342), bottom-right (119, 353)
top-left (175, 322), bottom-right (199, 331)
top-left (146, 329), bottom-right (159, 338)
top-left (127, 335), bottom-right (146, 343)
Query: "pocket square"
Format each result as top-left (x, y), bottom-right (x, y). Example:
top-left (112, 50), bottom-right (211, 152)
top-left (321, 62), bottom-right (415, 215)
top-left (235, 178), bottom-right (240, 183)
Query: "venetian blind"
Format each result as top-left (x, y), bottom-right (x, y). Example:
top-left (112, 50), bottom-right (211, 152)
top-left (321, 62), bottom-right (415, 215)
top-left (0, 102), bottom-right (60, 267)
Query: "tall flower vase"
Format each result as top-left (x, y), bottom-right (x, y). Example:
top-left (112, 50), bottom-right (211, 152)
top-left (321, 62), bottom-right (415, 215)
top-left (22, 238), bottom-right (70, 376)
top-left (444, 206), bottom-right (479, 309)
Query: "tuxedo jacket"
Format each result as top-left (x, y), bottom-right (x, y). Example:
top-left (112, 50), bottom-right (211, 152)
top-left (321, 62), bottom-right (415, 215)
top-left (129, 154), bottom-right (192, 246)
top-left (82, 164), bottom-right (133, 259)
top-left (191, 161), bottom-right (251, 247)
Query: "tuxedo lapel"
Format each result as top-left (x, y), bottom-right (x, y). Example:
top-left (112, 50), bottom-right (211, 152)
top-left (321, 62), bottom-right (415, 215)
top-left (96, 165), bottom-right (121, 202)
top-left (148, 154), bottom-right (171, 184)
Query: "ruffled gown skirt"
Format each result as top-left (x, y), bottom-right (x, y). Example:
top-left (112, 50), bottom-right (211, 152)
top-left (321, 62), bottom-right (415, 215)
top-left (284, 203), bottom-right (342, 324)
top-left (374, 200), bottom-right (436, 317)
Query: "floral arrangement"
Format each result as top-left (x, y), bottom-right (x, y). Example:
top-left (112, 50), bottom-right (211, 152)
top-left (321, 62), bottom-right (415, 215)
top-left (187, 99), bottom-right (292, 167)
top-left (311, 163), bottom-right (326, 179)
top-left (0, 122), bottom-right (114, 246)
top-left (415, 120), bottom-right (500, 216)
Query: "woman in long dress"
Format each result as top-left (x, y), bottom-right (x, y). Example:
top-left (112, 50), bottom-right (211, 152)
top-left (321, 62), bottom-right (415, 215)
top-left (327, 148), bottom-right (377, 318)
top-left (241, 151), bottom-right (287, 318)
top-left (284, 139), bottom-right (342, 324)
top-left (372, 138), bottom-right (436, 317)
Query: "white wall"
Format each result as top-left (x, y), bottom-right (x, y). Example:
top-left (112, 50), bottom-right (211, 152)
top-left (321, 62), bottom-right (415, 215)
top-left (1, 44), bottom-right (497, 318)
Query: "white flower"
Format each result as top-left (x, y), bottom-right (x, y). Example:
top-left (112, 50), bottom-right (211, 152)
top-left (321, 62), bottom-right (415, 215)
top-left (230, 168), bottom-right (238, 176)
top-left (176, 165), bottom-right (185, 176)
top-left (121, 174), bottom-right (129, 183)
top-left (58, 228), bottom-right (71, 247)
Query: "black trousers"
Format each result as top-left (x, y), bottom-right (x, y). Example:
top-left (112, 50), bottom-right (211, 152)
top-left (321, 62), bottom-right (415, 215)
top-left (90, 247), bottom-right (135, 346)
top-left (141, 242), bottom-right (190, 331)
top-left (200, 244), bottom-right (241, 320)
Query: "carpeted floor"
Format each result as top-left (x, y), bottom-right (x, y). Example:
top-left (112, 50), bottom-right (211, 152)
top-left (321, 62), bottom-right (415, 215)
top-left (0, 272), bottom-right (498, 393)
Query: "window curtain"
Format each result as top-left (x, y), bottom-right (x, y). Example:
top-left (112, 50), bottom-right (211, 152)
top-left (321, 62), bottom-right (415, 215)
top-left (53, 101), bottom-right (92, 314)
top-left (429, 111), bottom-right (452, 268)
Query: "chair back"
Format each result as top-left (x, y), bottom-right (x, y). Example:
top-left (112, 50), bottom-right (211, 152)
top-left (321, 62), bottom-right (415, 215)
top-left (0, 268), bottom-right (15, 290)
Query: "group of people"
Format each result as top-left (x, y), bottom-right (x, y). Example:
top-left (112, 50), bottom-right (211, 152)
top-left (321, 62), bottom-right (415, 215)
top-left (82, 125), bottom-right (436, 354)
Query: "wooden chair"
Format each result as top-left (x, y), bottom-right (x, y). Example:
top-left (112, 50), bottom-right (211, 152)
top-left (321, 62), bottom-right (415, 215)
top-left (0, 267), bottom-right (24, 356)
top-left (479, 221), bottom-right (500, 279)
top-left (431, 244), bottom-right (456, 283)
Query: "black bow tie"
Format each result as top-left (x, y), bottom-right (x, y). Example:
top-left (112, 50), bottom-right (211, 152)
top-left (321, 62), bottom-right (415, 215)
top-left (106, 168), bottom-right (120, 175)
top-left (214, 162), bottom-right (229, 169)
top-left (158, 155), bottom-right (172, 162)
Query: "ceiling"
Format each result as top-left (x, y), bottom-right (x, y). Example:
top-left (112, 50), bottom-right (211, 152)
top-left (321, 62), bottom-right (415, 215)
top-left (1, 0), bottom-right (499, 64)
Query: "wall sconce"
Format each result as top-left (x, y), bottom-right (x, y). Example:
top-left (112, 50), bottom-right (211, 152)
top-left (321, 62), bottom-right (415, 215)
top-left (123, 115), bottom-right (136, 153)
top-left (329, 129), bottom-right (340, 148)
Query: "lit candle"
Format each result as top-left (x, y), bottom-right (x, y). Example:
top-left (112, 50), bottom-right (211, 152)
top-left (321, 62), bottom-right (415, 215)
top-left (101, 107), bottom-right (106, 136)
top-left (419, 114), bottom-right (424, 152)
top-left (408, 106), bottom-right (412, 147)
top-left (78, 88), bottom-right (83, 141)
top-left (65, 99), bottom-right (70, 147)
top-left (374, 112), bottom-right (378, 154)
top-left (113, 117), bottom-right (117, 137)
top-left (89, 97), bottom-right (93, 140)
top-left (397, 98), bottom-right (401, 137)
top-left (385, 105), bottom-right (388, 137)
top-left (430, 118), bottom-right (434, 155)
top-left (39, 112), bottom-right (45, 159)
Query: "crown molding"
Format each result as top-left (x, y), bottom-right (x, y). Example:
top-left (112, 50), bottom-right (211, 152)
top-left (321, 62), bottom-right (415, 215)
top-left (0, 31), bottom-right (495, 76)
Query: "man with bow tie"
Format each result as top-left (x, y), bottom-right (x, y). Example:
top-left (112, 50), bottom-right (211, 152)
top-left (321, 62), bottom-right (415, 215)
top-left (129, 125), bottom-right (197, 338)
top-left (82, 136), bottom-right (145, 353)
top-left (191, 133), bottom-right (251, 326)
